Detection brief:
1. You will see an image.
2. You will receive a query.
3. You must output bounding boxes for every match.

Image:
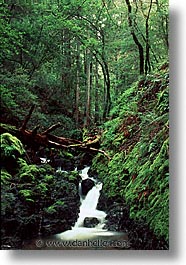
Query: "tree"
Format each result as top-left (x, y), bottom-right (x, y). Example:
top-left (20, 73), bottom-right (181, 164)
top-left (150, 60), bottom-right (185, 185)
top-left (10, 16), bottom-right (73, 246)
top-left (125, 0), bottom-right (144, 75)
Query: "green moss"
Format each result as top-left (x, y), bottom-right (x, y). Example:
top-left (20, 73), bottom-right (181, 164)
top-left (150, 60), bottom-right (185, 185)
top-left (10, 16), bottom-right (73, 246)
top-left (17, 158), bottom-right (41, 183)
top-left (44, 200), bottom-right (65, 215)
top-left (44, 205), bottom-right (57, 215)
top-left (36, 183), bottom-right (48, 195)
top-left (92, 65), bottom-right (169, 242)
top-left (0, 133), bottom-right (25, 160)
top-left (67, 171), bottom-right (80, 181)
top-left (63, 151), bottom-right (74, 158)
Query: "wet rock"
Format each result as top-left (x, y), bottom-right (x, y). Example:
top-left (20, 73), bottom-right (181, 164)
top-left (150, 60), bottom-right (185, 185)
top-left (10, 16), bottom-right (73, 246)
top-left (83, 217), bottom-right (99, 228)
top-left (104, 202), bottom-right (169, 250)
top-left (52, 158), bottom-right (74, 171)
top-left (76, 153), bottom-right (94, 170)
top-left (105, 203), bottom-right (130, 232)
top-left (81, 178), bottom-right (95, 196)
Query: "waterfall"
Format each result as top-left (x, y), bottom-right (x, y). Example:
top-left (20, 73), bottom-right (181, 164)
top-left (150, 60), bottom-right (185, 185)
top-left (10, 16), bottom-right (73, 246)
top-left (23, 166), bottom-right (128, 249)
top-left (56, 166), bottom-right (127, 244)
top-left (74, 180), bottom-right (106, 228)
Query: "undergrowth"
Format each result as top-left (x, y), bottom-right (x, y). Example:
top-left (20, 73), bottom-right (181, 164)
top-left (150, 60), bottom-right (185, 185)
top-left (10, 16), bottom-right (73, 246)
top-left (92, 64), bottom-right (169, 243)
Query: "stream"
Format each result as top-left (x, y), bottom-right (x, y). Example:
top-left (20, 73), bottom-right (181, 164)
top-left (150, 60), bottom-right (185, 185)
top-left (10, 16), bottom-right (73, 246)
top-left (23, 166), bottom-right (128, 250)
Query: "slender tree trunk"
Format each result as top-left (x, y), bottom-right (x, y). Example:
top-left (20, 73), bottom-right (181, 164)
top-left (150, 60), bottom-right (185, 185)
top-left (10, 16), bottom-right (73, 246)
top-left (61, 29), bottom-right (71, 94)
top-left (125, 0), bottom-right (144, 75)
top-left (102, 60), bottom-right (111, 119)
top-left (94, 61), bottom-right (99, 124)
top-left (145, 0), bottom-right (153, 74)
top-left (75, 41), bottom-right (80, 127)
top-left (85, 49), bottom-right (92, 127)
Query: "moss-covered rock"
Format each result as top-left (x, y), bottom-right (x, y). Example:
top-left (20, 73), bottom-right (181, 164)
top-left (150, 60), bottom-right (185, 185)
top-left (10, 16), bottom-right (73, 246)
top-left (0, 133), bottom-right (80, 249)
top-left (0, 133), bottom-right (25, 173)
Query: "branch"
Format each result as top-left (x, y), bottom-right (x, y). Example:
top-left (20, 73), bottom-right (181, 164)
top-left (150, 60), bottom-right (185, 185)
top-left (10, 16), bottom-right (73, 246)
top-left (20, 105), bottom-right (35, 131)
top-left (32, 125), bottom-right (40, 136)
top-left (88, 147), bottom-right (111, 160)
top-left (41, 122), bottom-right (62, 135)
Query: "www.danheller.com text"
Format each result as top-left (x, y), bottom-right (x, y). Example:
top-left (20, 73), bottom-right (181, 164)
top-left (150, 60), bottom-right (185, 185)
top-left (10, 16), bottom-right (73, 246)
top-left (35, 239), bottom-right (130, 249)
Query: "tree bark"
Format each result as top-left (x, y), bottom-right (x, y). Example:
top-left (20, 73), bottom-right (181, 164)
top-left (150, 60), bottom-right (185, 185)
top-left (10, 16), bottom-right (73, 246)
top-left (144, 0), bottom-right (153, 74)
top-left (125, 0), bottom-right (144, 75)
top-left (75, 40), bottom-right (81, 127)
top-left (94, 61), bottom-right (99, 124)
top-left (85, 48), bottom-right (92, 127)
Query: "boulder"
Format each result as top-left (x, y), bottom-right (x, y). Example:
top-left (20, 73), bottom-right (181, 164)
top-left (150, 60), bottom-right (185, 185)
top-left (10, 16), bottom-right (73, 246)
top-left (83, 217), bottom-right (99, 228)
top-left (81, 178), bottom-right (94, 196)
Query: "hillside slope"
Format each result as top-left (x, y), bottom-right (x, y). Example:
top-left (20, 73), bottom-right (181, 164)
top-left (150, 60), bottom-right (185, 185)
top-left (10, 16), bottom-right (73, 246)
top-left (92, 63), bottom-right (169, 248)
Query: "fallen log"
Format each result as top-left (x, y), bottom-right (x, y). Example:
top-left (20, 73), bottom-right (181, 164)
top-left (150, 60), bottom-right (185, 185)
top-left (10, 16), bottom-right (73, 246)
top-left (1, 106), bottom-right (111, 160)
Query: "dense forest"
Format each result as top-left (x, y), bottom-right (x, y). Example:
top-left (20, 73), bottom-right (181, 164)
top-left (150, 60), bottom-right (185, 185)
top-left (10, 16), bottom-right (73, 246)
top-left (0, 0), bottom-right (169, 250)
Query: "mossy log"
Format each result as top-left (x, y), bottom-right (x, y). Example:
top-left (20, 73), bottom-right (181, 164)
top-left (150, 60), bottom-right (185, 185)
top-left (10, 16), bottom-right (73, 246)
top-left (0, 106), bottom-right (110, 160)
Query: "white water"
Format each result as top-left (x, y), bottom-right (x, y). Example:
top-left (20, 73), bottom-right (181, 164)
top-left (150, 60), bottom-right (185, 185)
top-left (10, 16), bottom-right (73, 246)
top-left (57, 166), bottom-right (125, 242)
top-left (23, 166), bottom-right (128, 249)
top-left (58, 166), bottom-right (107, 240)
top-left (74, 181), bottom-right (106, 228)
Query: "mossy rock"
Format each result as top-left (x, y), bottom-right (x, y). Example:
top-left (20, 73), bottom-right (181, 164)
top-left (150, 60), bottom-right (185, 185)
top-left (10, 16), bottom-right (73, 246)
top-left (0, 133), bottom-right (25, 162)
top-left (55, 170), bottom-right (80, 187)
top-left (44, 200), bottom-right (65, 215)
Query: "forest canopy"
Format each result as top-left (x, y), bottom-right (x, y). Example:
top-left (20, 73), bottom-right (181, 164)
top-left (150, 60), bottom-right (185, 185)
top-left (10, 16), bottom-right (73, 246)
top-left (0, 0), bottom-right (168, 133)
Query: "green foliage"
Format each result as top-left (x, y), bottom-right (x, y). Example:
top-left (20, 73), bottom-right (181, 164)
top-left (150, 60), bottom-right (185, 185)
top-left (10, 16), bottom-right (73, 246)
top-left (44, 200), bottom-right (65, 215)
top-left (1, 169), bottom-right (12, 185)
top-left (1, 134), bottom-right (80, 247)
top-left (92, 65), bottom-right (169, 242)
top-left (0, 133), bottom-right (25, 161)
top-left (19, 189), bottom-right (33, 200)
top-left (44, 174), bottom-right (54, 184)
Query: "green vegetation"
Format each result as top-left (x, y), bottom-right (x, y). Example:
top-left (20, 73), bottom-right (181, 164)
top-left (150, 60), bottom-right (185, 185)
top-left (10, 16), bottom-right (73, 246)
top-left (92, 65), bottom-right (169, 242)
top-left (1, 133), bottom-right (80, 248)
top-left (0, 0), bottom-right (169, 249)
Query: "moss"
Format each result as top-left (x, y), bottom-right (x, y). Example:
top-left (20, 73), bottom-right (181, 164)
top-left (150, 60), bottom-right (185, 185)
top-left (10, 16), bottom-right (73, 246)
top-left (44, 205), bottom-right (57, 215)
top-left (17, 158), bottom-right (40, 183)
top-left (35, 183), bottom-right (48, 195)
top-left (67, 171), bottom-right (80, 181)
top-left (92, 65), bottom-right (169, 244)
top-left (44, 201), bottom-right (65, 215)
top-left (0, 133), bottom-right (25, 168)
top-left (19, 172), bottom-right (35, 183)
top-left (63, 151), bottom-right (74, 159)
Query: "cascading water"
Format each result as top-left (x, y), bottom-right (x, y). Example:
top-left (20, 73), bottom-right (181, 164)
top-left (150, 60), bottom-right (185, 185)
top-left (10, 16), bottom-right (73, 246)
top-left (57, 167), bottom-right (108, 241)
top-left (56, 167), bottom-right (128, 246)
top-left (22, 166), bottom-right (128, 249)
top-left (74, 177), bottom-right (106, 228)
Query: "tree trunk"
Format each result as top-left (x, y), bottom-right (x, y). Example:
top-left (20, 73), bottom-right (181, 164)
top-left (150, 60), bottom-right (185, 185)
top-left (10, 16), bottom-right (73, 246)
top-left (94, 61), bottom-right (99, 124)
top-left (145, 0), bottom-right (153, 74)
top-left (125, 0), bottom-right (144, 75)
top-left (85, 49), bottom-right (92, 127)
top-left (102, 61), bottom-right (111, 119)
top-left (61, 29), bottom-right (72, 94)
top-left (75, 40), bottom-right (80, 127)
